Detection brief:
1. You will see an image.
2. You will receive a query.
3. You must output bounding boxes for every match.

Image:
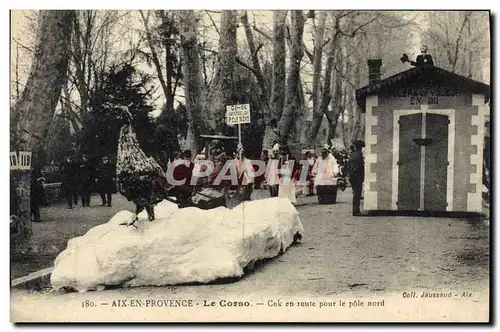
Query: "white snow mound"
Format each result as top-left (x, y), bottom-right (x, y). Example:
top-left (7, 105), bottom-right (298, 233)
top-left (50, 198), bottom-right (304, 292)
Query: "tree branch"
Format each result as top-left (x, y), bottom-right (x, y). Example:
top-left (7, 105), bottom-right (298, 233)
top-left (303, 43), bottom-right (313, 62)
top-left (139, 10), bottom-right (170, 101)
top-left (337, 15), bottom-right (379, 38)
top-left (451, 11), bottom-right (471, 71)
top-left (199, 46), bottom-right (259, 77)
top-left (11, 38), bottom-right (34, 53)
top-left (205, 10), bottom-right (220, 36)
top-left (236, 57), bottom-right (259, 75)
top-left (251, 24), bottom-right (272, 40)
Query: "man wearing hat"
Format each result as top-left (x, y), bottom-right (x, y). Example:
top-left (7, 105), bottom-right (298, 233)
top-left (96, 155), bottom-right (115, 207)
top-left (62, 156), bottom-right (79, 209)
top-left (79, 153), bottom-right (93, 207)
top-left (347, 140), bottom-right (365, 216)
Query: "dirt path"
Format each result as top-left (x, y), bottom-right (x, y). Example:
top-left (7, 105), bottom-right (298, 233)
top-left (10, 194), bottom-right (135, 279)
top-left (10, 189), bottom-right (490, 322)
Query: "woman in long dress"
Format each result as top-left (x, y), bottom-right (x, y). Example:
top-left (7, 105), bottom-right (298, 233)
top-left (278, 156), bottom-right (301, 204)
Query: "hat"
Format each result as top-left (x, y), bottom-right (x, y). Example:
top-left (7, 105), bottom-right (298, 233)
top-left (321, 144), bottom-right (330, 150)
top-left (272, 143), bottom-right (280, 152)
top-left (353, 140), bottom-right (365, 148)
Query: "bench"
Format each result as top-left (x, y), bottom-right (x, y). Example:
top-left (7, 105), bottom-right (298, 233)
top-left (43, 182), bottom-right (62, 204)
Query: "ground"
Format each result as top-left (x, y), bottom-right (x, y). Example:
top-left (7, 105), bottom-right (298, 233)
top-left (10, 188), bottom-right (490, 322)
top-left (10, 195), bottom-right (136, 279)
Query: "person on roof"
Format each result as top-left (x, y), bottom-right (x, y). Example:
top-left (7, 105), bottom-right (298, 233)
top-left (400, 45), bottom-right (434, 67)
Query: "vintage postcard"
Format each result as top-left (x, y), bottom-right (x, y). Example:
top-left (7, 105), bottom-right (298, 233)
top-left (9, 9), bottom-right (490, 323)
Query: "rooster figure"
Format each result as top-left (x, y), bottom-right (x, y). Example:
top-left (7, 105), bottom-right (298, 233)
top-left (116, 122), bottom-right (170, 228)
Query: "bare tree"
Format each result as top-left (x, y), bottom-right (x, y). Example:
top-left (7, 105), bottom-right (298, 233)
top-left (207, 10), bottom-right (238, 133)
top-left (262, 10), bottom-right (287, 149)
top-left (11, 10), bottom-right (74, 251)
top-left (305, 11), bottom-right (327, 144)
top-left (423, 11), bottom-right (472, 73)
top-left (240, 11), bottom-right (269, 104)
top-left (421, 11), bottom-right (488, 79)
top-left (278, 10), bottom-right (304, 148)
top-left (178, 10), bottom-right (205, 152)
top-left (308, 11), bottom-right (414, 145)
top-left (139, 10), bottom-right (170, 105)
top-left (63, 10), bottom-right (123, 134)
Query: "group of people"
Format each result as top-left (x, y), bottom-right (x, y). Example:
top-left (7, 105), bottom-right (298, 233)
top-left (61, 154), bottom-right (116, 209)
top-left (255, 139), bottom-right (366, 216)
top-left (258, 144), bottom-right (339, 204)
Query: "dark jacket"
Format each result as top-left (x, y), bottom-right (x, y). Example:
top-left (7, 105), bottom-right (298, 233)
top-left (411, 54), bottom-right (434, 66)
top-left (62, 161), bottom-right (78, 187)
top-left (31, 168), bottom-right (46, 207)
top-left (79, 160), bottom-right (94, 186)
top-left (96, 162), bottom-right (115, 191)
top-left (347, 150), bottom-right (365, 182)
top-left (31, 176), bottom-right (46, 207)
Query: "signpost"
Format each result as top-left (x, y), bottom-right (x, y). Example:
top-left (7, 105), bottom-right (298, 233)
top-left (226, 104), bottom-right (251, 154)
top-left (10, 151), bottom-right (32, 170)
top-left (10, 151), bottom-right (33, 246)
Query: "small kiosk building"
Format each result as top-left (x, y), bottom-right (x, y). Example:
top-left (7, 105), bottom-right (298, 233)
top-left (355, 60), bottom-right (490, 214)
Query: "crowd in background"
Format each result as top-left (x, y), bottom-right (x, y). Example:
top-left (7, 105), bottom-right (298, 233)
top-left (23, 139), bottom-right (365, 223)
top-left (26, 154), bottom-right (119, 222)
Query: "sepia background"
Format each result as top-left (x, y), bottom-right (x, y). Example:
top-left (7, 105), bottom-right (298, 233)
top-left (7, 8), bottom-right (492, 324)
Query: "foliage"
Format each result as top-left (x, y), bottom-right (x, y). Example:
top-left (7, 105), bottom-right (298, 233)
top-left (421, 11), bottom-right (489, 80)
top-left (45, 114), bottom-right (73, 157)
top-left (223, 65), bottom-right (266, 158)
top-left (79, 63), bottom-right (156, 160)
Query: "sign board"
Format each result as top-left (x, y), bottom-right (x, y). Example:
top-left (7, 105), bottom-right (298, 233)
top-left (226, 104), bottom-right (251, 125)
top-left (10, 151), bottom-right (32, 170)
top-left (10, 152), bottom-right (18, 169)
top-left (391, 86), bottom-right (459, 106)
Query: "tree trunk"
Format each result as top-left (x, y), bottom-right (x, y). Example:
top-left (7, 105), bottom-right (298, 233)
top-left (309, 35), bottom-right (338, 145)
top-left (211, 10), bottom-right (238, 133)
top-left (179, 10), bottom-right (205, 153)
top-left (163, 12), bottom-right (175, 113)
top-left (305, 11), bottom-right (327, 146)
top-left (344, 46), bottom-right (353, 143)
top-left (467, 16), bottom-right (473, 79)
top-left (350, 60), bottom-right (364, 141)
top-left (327, 41), bottom-right (343, 141)
top-left (262, 10), bottom-right (287, 149)
top-left (12, 10), bottom-right (74, 252)
top-left (139, 10), bottom-right (170, 102)
top-left (296, 73), bottom-right (308, 148)
top-left (278, 10), bottom-right (304, 148)
top-left (240, 11), bottom-right (269, 104)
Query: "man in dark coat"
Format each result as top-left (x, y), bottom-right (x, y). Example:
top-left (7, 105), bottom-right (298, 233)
top-left (30, 168), bottom-right (45, 222)
top-left (400, 45), bottom-right (434, 67)
top-left (411, 45), bottom-right (434, 66)
top-left (347, 140), bottom-right (365, 216)
top-left (96, 155), bottom-right (115, 207)
top-left (62, 156), bottom-right (79, 209)
top-left (79, 154), bottom-right (93, 207)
